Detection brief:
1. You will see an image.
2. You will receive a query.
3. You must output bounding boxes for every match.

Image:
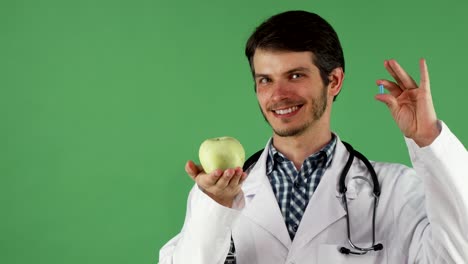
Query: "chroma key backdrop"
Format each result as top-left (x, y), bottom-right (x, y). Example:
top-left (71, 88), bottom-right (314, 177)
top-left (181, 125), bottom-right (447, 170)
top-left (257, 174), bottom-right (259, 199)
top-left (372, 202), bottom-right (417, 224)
top-left (1, 0), bottom-right (467, 263)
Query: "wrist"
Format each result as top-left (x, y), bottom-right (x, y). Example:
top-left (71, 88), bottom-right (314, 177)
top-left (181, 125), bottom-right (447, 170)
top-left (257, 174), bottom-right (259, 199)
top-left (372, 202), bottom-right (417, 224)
top-left (212, 196), bottom-right (234, 208)
top-left (413, 121), bottom-right (441, 147)
top-left (204, 192), bottom-right (235, 208)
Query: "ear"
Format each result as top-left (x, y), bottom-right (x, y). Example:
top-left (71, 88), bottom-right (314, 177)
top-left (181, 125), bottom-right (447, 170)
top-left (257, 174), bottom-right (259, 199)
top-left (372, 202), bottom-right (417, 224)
top-left (327, 67), bottom-right (345, 97)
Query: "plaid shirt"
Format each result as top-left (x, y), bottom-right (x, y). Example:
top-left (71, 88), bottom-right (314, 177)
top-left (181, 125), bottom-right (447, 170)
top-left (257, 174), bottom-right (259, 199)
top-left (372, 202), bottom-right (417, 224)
top-left (266, 135), bottom-right (337, 240)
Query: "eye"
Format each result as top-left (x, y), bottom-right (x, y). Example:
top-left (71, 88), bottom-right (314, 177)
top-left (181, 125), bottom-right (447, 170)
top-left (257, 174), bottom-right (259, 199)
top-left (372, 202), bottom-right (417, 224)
top-left (291, 73), bottom-right (303, 79)
top-left (258, 77), bottom-right (271, 85)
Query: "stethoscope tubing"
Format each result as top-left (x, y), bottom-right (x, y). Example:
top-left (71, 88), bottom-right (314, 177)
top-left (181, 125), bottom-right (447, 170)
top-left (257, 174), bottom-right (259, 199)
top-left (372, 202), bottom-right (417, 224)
top-left (339, 142), bottom-right (383, 255)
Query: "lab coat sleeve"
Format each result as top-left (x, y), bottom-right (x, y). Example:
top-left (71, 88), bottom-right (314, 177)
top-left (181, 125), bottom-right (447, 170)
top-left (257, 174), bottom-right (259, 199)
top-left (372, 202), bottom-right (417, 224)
top-left (159, 184), bottom-right (244, 264)
top-left (405, 121), bottom-right (468, 263)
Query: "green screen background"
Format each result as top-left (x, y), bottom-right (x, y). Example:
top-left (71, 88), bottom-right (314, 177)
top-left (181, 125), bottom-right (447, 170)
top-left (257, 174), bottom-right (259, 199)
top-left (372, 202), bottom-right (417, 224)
top-left (1, 0), bottom-right (467, 263)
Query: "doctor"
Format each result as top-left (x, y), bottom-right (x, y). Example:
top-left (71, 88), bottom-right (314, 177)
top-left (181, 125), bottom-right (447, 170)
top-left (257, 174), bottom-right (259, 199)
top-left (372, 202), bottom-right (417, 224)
top-left (159, 11), bottom-right (468, 263)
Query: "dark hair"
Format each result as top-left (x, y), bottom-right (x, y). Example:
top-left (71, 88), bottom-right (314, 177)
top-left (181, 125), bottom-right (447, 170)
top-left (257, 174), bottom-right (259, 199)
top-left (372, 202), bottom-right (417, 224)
top-left (245, 10), bottom-right (345, 99)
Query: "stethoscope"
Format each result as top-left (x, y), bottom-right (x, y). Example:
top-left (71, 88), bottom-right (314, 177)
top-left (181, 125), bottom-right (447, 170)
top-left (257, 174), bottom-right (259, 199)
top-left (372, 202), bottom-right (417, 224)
top-left (339, 141), bottom-right (384, 255)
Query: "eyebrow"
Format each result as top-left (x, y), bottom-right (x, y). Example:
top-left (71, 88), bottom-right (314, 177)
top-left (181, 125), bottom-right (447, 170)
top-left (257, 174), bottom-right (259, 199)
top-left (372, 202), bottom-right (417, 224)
top-left (254, 67), bottom-right (311, 78)
top-left (286, 67), bottom-right (310, 74)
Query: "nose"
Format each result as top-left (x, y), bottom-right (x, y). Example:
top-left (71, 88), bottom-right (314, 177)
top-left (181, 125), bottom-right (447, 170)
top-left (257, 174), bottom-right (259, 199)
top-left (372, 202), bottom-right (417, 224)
top-left (270, 79), bottom-right (292, 101)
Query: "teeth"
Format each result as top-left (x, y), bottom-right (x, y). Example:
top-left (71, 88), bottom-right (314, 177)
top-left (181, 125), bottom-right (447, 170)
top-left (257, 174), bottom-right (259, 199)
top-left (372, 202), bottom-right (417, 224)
top-left (274, 106), bottom-right (298, 115)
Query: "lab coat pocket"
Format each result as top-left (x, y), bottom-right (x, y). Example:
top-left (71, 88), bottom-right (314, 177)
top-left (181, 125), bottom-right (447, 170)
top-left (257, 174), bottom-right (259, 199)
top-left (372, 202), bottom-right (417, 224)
top-left (316, 244), bottom-right (386, 264)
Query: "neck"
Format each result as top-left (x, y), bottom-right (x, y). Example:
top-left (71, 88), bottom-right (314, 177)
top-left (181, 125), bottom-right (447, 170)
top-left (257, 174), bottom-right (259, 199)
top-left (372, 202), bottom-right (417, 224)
top-left (272, 123), bottom-right (332, 170)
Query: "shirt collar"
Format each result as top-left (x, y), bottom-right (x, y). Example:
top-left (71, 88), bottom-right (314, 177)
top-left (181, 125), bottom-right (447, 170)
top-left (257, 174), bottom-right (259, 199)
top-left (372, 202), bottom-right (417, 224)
top-left (266, 134), bottom-right (337, 175)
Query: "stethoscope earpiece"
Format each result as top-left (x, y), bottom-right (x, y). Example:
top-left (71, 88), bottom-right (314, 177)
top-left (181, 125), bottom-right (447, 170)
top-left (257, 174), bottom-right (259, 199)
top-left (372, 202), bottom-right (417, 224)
top-left (339, 247), bottom-right (351, 255)
top-left (374, 243), bottom-right (384, 251)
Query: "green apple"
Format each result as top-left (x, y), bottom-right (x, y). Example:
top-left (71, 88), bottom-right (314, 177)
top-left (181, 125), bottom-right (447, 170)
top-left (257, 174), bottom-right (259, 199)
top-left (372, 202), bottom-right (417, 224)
top-left (199, 136), bottom-right (245, 174)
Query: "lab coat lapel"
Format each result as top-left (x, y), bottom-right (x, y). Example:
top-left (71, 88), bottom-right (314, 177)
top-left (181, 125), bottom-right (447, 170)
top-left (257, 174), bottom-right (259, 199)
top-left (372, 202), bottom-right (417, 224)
top-left (242, 144), bottom-right (292, 249)
top-left (291, 139), bottom-right (349, 249)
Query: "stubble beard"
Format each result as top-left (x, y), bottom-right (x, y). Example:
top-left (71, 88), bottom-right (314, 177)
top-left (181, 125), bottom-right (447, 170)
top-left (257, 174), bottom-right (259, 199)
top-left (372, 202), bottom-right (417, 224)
top-left (260, 87), bottom-right (328, 137)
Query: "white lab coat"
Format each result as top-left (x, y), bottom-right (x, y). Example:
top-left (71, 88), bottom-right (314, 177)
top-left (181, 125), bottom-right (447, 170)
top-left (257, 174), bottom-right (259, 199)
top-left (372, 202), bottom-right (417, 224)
top-left (159, 122), bottom-right (468, 263)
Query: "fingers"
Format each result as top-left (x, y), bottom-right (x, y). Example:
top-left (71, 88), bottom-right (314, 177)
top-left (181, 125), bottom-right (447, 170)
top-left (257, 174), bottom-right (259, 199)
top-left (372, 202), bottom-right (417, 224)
top-left (216, 167), bottom-right (244, 188)
top-left (229, 167), bottom-right (245, 187)
top-left (215, 168), bottom-right (236, 188)
top-left (188, 164), bottom-right (246, 190)
top-left (185, 162), bottom-right (246, 207)
top-left (384, 59), bottom-right (418, 90)
top-left (375, 93), bottom-right (398, 114)
top-left (384, 60), bottom-right (404, 87)
top-left (376, 80), bottom-right (403, 98)
top-left (419, 58), bottom-right (431, 91)
top-left (203, 169), bottom-right (223, 185)
top-left (377, 58), bottom-right (430, 96)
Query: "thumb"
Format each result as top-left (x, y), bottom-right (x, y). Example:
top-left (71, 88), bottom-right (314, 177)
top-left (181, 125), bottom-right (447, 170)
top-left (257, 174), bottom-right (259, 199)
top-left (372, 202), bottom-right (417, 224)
top-left (185, 160), bottom-right (200, 180)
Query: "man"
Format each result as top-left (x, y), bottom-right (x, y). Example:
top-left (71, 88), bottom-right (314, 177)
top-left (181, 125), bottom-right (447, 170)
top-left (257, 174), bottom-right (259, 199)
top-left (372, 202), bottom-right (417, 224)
top-left (159, 11), bottom-right (468, 263)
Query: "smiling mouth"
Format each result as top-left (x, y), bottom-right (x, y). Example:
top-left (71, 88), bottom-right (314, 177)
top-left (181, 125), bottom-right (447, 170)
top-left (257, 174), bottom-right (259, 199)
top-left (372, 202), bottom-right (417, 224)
top-left (272, 105), bottom-right (302, 116)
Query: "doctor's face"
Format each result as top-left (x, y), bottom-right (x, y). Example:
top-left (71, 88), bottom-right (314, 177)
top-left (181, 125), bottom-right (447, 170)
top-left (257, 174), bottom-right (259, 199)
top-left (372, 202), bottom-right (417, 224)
top-left (253, 49), bottom-right (331, 137)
